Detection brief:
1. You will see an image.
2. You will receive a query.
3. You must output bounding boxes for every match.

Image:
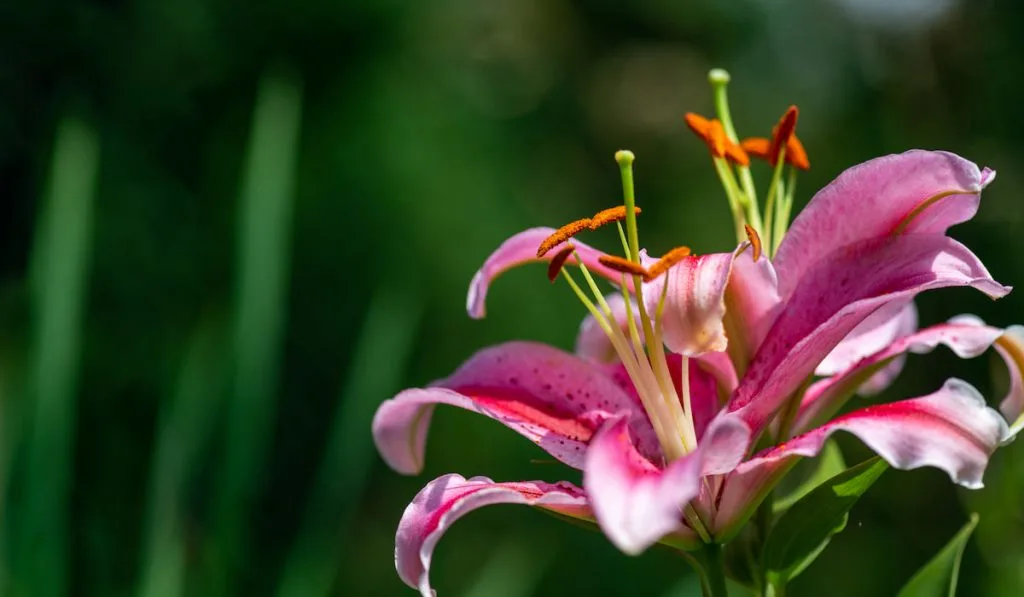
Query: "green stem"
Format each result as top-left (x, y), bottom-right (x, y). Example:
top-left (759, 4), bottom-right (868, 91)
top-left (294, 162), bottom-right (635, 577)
top-left (703, 543), bottom-right (730, 597)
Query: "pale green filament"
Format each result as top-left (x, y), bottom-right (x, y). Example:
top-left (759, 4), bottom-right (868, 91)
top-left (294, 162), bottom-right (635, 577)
top-left (712, 157), bottom-right (749, 244)
top-left (559, 268), bottom-right (684, 459)
top-left (772, 168), bottom-right (798, 255)
top-left (762, 146), bottom-right (788, 253)
top-left (710, 69), bottom-right (763, 240)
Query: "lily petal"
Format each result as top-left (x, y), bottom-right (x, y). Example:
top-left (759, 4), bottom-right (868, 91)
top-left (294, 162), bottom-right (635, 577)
top-left (373, 341), bottom-right (658, 474)
top-left (584, 414), bottom-right (749, 554)
top-left (794, 317), bottom-right (1005, 434)
top-left (993, 326), bottom-right (1024, 437)
top-left (715, 379), bottom-right (1006, 539)
top-left (816, 299), bottom-right (918, 379)
top-left (728, 234), bottom-right (1010, 433)
top-left (467, 227), bottom-right (627, 319)
top-left (774, 150), bottom-right (993, 298)
top-left (644, 244), bottom-right (780, 367)
top-left (396, 474), bottom-right (590, 596)
top-left (644, 252), bottom-right (733, 357)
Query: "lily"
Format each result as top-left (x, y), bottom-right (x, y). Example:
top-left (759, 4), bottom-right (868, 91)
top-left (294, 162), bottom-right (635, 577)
top-left (372, 71), bottom-right (1017, 596)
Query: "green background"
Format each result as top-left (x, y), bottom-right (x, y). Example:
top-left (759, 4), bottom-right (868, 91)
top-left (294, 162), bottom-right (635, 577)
top-left (2, 0), bottom-right (1024, 595)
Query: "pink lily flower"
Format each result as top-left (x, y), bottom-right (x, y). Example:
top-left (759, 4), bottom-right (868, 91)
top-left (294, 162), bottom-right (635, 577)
top-left (373, 149), bottom-right (1014, 596)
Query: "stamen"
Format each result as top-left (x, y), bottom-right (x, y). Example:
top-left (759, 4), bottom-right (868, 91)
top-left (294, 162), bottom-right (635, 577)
top-left (744, 224), bottom-right (762, 261)
top-left (537, 207), bottom-right (643, 258)
top-left (786, 136), bottom-right (810, 170)
top-left (547, 244), bottom-right (576, 282)
top-left (768, 105), bottom-right (798, 166)
top-left (707, 119), bottom-right (728, 159)
top-left (591, 205), bottom-right (641, 229)
top-left (537, 218), bottom-right (590, 258)
top-left (742, 136), bottom-right (809, 171)
top-left (645, 246), bottom-right (692, 281)
top-left (684, 113), bottom-right (749, 166)
top-left (597, 255), bottom-right (649, 278)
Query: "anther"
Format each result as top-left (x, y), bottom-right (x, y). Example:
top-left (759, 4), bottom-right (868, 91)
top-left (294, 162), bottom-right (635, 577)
top-left (537, 219), bottom-right (591, 258)
top-left (768, 106), bottom-right (798, 166)
top-left (645, 246), bottom-right (692, 281)
top-left (685, 113), bottom-right (749, 166)
top-left (597, 255), bottom-right (650, 279)
top-left (590, 206), bottom-right (641, 230)
top-left (547, 244), bottom-right (577, 282)
top-left (744, 224), bottom-right (762, 261)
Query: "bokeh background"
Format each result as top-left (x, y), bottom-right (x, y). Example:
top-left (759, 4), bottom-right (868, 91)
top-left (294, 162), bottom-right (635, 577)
top-left (2, 0), bottom-right (1024, 595)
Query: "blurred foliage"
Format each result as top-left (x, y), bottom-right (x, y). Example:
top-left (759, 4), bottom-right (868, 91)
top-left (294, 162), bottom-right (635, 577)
top-left (2, 0), bottom-right (1024, 595)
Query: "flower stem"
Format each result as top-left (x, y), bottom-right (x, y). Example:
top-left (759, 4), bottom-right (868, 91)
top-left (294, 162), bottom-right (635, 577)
top-left (703, 543), bottom-right (730, 597)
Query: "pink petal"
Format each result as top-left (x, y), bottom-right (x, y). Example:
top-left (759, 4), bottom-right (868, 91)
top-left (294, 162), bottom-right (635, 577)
top-left (373, 341), bottom-right (658, 474)
top-left (644, 244), bottom-right (780, 366)
top-left (466, 227), bottom-right (627, 319)
top-left (994, 325), bottom-right (1024, 437)
top-left (725, 244), bottom-right (783, 367)
top-left (644, 252), bottom-right (733, 357)
top-left (727, 234), bottom-right (1010, 434)
top-left (715, 379), bottom-right (1006, 538)
top-left (816, 299), bottom-right (918, 377)
top-left (774, 150), bottom-right (992, 299)
top-left (396, 474), bottom-right (590, 596)
top-left (795, 317), bottom-right (1005, 434)
top-left (575, 293), bottom-right (644, 363)
top-left (584, 414), bottom-right (749, 554)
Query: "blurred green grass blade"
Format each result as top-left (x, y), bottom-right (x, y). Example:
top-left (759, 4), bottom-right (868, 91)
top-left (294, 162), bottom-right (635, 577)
top-left (276, 287), bottom-right (421, 597)
top-left (19, 118), bottom-right (99, 597)
top-left (215, 70), bottom-right (302, 575)
top-left (137, 318), bottom-right (227, 597)
top-left (462, 535), bottom-right (557, 597)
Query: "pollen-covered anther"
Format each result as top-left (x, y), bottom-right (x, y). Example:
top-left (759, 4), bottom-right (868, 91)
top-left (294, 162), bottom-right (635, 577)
top-left (537, 219), bottom-right (591, 258)
top-left (744, 224), bottom-right (762, 262)
top-left (768, 105), bottom-right (798, 166)
top-left (645, 246), bottom-right (692, 281)
top-left (547, 244), bottom-right (577, 282)
top-left (684, 113), bottom-right (749, 166)
top-left (590, 205), bottom-right (641, 230)
top-left (741, 121), bottom-right (809, 171)
top-left (597, 255), bottom-right (650, 279)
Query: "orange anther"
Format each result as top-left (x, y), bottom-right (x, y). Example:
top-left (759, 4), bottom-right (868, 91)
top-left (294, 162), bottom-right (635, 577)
top-left (768, 105), bottom-right (798, 166)
top-left (786, 136), bottom-right (809, 171)
top-left (598, 255), bottom-right (650, 279)
top-left (740, 137), bottom-right (770, 160)
top-left (590, 206), bottom-right (641, 230)
top-left (744, 224), bottom-right (762, 262)
top-left (725, 142), bottom-right (750, 166)
top-left (684, 113), bottom-right (711, 137)
top-left (685, 113), bottom-right (749, 165)
top-left (537, 219), bottom-right (590, 258)
top-left (645, 246), bottom-right (692, 281)
top-left (547, 244), bottom-right (577, 282)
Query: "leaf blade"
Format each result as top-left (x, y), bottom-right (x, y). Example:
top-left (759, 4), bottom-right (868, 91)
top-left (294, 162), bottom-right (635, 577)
top-left (897, 513), bottom-right (979, 597)
top-left (763, 457), bottom-right (888, 587)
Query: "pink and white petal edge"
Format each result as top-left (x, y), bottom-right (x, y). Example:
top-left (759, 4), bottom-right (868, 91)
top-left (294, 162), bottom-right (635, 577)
top-left (727, 234), bottom-right (1010, 434)
top-left (396, 474), bottom-right (590, 597)
top-left (715, 379), bottom-right (1006, 539)
top-left (373, 341), bottom-right (654, 474)
top-left (794, 317), bottom-right (1005, 435)
top-left (467, 227), bottom-right (626, 319)
top-left (774, 150), bottom-right (992, 298)
top-left (585, 414), bottom-right (749, 554)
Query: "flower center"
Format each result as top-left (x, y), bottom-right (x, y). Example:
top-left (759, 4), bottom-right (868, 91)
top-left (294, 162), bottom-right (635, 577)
top-left (539, 153), bottom-right (698, 463)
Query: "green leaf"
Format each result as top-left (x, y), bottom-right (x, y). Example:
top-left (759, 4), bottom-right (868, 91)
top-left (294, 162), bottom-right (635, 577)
top-left (763, 457), bottom-right (888, 588)
top-left (897, 513), bottom-right (979, 597)
top-left (774, 440), bottom-right (846, 512)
